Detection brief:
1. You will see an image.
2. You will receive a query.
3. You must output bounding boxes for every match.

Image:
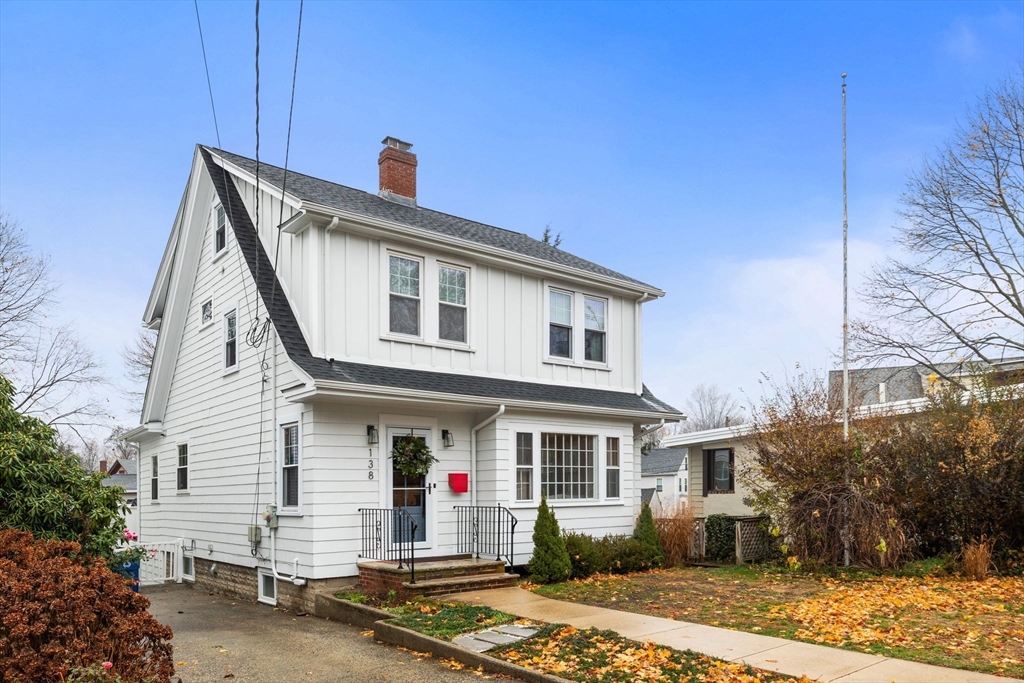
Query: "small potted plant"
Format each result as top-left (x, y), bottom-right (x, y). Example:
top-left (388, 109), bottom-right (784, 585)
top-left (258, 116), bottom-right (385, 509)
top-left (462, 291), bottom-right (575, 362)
top-left (390, 436), bottom-right (438, 477)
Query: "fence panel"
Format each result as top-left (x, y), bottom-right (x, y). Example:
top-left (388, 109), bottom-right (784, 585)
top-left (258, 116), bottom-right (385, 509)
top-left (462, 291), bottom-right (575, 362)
top-left (735, 517), bottom-right (772, 564)
top-left (134, 539), bottom-right (183, 586)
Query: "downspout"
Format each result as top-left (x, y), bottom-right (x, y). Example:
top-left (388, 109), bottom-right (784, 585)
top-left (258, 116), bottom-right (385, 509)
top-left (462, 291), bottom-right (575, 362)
top-left (470, 405), bottom-right (505, 508)
top-left (634, 293), bottom-right (651, 395)
top-left (639, 419), bottom-right (665, 439)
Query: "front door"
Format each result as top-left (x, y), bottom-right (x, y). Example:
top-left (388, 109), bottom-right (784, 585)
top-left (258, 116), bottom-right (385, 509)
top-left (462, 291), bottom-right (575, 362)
top-left (387, 427), bottom-right (432, 548)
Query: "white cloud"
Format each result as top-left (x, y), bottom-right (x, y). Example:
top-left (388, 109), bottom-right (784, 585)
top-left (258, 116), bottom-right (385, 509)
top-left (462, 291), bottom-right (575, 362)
top-left (645, 238), bottom-right (887, 413)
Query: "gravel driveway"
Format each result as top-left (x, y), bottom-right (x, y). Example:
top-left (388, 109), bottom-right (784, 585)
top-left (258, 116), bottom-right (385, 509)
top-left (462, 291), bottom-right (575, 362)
top-left (145, 584), bottom-right (499, 682)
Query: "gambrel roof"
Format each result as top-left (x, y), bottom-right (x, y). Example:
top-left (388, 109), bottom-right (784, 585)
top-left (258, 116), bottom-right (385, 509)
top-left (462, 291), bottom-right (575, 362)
top-left (201, 148), bottom-right (680, 418)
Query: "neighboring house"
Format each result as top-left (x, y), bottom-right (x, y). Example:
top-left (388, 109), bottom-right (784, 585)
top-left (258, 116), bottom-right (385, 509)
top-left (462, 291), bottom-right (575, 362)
top-left (828, 358), bottom-right (1024, 408)
top-left (101, 458), bottom-right (139, 536)
top-left (640, 448), bottom-right (688, 514)
top-left (126, 139), bottom-right (682, 610)
top-left (660, 425), bottom-right (755, 519)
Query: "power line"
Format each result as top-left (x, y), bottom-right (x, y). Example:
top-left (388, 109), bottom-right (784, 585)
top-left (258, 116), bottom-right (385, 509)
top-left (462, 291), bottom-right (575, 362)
top-left (193, 0), bottom-right (221, 148)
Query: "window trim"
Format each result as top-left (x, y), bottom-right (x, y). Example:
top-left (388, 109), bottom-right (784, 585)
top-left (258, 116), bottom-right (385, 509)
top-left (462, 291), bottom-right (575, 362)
top-left (656, 477), bottom-right (663, 493)
top-left (605, 436), bottom-right (620, 500)
top-left (222, 301), bottom-right (239, 375)
top-left (378, 245), bottom-right (476, 350)
top-left (387, 252), bottom-right (424, 340)
top-left (175, 441), bottom-right (190, 494)
top-left (150, 454), bottom-right (159, 502)
top-left (181, 553), bottom-right (195, 581)
top-left (507, 423), bottom-right (628, 509)
top-left (258, 570), bottom-right (277, 606)
top-left (542, 283), bottom-right (612, 370)
top-left (199, 297), bottom-right (214, 329)
top-left (212, 204), bottom-right (229, 261)
top-left (515, 432), bottom-right (534, 502)
top-left (437, 261), bottom-right (470, 345)
top-left (279, 419), bottom-right (302, 514)
top-left (703, 448), bottom-right (735, 495)
top-left (547, 287), bottom-right (574, 360)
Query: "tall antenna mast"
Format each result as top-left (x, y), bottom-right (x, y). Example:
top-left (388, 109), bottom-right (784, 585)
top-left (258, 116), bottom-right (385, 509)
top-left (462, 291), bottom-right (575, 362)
top-left (841, 72), bottom-right (850, 568)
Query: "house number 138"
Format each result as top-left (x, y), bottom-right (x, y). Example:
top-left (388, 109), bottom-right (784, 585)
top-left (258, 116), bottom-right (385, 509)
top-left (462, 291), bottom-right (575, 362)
top-left (368, 454), bottom-right (374, 480)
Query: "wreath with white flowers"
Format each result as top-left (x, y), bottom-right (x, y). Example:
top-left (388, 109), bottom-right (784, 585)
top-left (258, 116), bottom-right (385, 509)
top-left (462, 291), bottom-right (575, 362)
top-left (390, 436), bottom-right (438, 477)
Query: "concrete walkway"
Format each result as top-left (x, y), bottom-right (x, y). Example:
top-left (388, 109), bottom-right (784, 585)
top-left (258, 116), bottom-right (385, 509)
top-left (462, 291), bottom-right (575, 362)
top-left (450, 587), bottom-right (1020, 683)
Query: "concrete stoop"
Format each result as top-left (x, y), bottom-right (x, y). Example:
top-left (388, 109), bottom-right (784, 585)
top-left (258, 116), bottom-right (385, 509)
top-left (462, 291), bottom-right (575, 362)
top-left (358, 556), bottom-right (518, 598)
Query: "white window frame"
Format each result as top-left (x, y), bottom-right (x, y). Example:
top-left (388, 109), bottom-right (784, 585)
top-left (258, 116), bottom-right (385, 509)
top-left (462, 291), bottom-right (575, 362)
top-left (507, 423), bottom-right (629, 508)
top-left (605, 436), bottom-right (620, 500)
top-left (437, 262), bottom-right (470, 345)
top-left (386, 252), bottom-right (423, 340)
top-left (542, 283), bottom-right (612, 370)
top-left (181, 553), bottom-right (195, 581)
top-left (279, 419), bottom-right (302, 514)
top-left (546, 288), bottom-right (574, 361)
top-left (222, 301), bottom-right (239, 375)
top-left (515, 432), bottom-right (534, 502)
top-left (656, 477), bottom-right (663, 492)
top-left (212, 204), bottom-right (229, 260)
top-left (378, 245), bottom-right (476, 350)
top-left (200, 297), bottom-right (214, 329)
top-left (176, 441), bottom-right (190, 494)
top-left (258, 570), bottom-right (277, 606)
top-left (150, 454), bottom-right (159, 502)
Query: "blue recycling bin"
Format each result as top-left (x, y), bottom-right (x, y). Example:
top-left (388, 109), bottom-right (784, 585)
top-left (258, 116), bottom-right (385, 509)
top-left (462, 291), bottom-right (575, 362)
top-left (117, 559), bottom-right (141, 593)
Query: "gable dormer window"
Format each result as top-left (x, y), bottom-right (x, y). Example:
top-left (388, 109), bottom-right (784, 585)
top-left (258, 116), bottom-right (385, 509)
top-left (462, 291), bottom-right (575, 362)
top-left (438, 264), bottom-right (467, 343)
top-left (548, 289), bottom-right (573, 358)
top-left (389, 255), bottom-right (421, 337)
top-left (214, 206), bottom-right (227, 255)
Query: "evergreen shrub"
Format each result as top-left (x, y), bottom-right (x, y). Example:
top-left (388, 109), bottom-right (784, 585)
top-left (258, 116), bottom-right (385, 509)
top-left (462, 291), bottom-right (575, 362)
top-left (705, 514), bottom-right (736, 562)
top-left (527, 495), bottom-right (572, 584)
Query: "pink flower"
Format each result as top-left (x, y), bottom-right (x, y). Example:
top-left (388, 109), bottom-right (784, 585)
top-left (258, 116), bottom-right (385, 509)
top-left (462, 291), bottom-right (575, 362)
top-left (102, 661), bottom-right (113, 670)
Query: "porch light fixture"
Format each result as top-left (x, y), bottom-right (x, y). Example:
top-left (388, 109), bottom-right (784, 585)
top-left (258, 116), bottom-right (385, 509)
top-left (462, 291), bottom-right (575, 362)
top-left (366, 425), bottom-right (379, 445)
top-left (442, 429), bottom-right (455, 448)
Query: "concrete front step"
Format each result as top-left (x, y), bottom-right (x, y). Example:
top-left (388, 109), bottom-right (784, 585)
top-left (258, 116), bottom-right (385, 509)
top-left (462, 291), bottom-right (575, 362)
top-left (401, 572), bottom-right (519, 598)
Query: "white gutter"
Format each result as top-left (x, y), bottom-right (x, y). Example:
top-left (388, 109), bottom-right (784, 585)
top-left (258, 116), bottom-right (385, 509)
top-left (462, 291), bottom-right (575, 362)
top-left (470, 405), bottom-right (505, 507)
top-left (639, 419), bottom-right (665, 439)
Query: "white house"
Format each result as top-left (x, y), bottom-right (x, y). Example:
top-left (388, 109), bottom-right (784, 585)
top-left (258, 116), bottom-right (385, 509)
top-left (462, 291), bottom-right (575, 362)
top-left (101, 458), bottom-right (139, 537)
top-left (639, 448), bottom-right (688, 515)
top-left (126, 139), bottom-right (681, 610)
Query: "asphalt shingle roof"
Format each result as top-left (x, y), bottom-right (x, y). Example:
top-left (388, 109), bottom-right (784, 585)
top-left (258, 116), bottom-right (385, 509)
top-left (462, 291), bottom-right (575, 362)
top-left (201, 149), bottom-right (680, 417)
top-left (204, 146), bottom-right (656, 290)
top-left (641, 448), bottom-right (687, 475)
top-left (102, 473), bottom-right (137, 493)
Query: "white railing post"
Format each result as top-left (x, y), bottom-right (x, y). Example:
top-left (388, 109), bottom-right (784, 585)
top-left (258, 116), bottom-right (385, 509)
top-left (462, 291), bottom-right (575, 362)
top-left (176, 538), bottom-right (184, 583)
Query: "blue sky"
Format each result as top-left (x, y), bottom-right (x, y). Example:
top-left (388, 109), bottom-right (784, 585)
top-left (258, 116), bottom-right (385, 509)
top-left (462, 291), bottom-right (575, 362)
top-left (1, 1), bottom-right (1021, 430)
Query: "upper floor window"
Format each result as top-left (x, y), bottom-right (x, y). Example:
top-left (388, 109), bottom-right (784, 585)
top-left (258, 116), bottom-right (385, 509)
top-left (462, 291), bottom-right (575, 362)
top-left (150, 455), bottom-right (159, 500)
top-left (656, 477), bottom-right (663, 492)
top-left (389, 255), bottom-right (421, 337)
top-left (214, 206), bottom-right (227, 254)
top-left (201, 300), bottom-right (213, 326)
top-left (282, 423), bottom-right (300, 509)
top-left (549, 290), bottom-right (573, 358)
top-left (584, 297), bottom-right (606, 363)
top-left (438, 265), bottom-right (467, 343)
top-left (223, 307), bottom-right (238, 372)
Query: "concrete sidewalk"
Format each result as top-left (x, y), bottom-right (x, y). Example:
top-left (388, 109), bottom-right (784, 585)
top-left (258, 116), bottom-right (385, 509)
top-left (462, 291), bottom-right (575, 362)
top-left (449, 587), bottom-right (1020, 683)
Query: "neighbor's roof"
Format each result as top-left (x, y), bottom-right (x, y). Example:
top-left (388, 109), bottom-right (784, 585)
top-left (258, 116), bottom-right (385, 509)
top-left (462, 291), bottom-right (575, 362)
top-left (205, 146), bottom-right (658, 291)
top-left (640, 488), bottom-right (656, 505)
top-left (109, 458), bottom-right (137, 476)
top-left (660, 424), bottom-right (753, 448)
top-left (642, 448), bottom-right (689, 475)
top-left (201, 149), bottom-right (681, 418)
top-left (102, 473), bottom-right (137, 493)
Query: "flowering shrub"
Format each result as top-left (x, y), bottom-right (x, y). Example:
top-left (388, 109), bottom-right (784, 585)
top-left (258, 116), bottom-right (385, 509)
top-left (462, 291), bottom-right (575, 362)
top-left (0, 529), bottom-right (174, 683)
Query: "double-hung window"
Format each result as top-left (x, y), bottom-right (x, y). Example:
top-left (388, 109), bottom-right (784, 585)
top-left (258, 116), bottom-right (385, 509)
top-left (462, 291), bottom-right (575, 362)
top-left (704, 448), bottom-right (734, 494)
top-left (656, 477), bottom-right (663, 492)
top-left (223, 308), bottom-right (237, 371)
top-left (605, 437), bottom-right (620, 499)
top-left (584, 297), bottom-right (606, 363)
top-left (516, 433), bottom-right (534, 502)
top-left (282, 423), bottom-right (300, 509)
top-left (548, 290), bottom-right (573, 358)
top-left (541, 433), bottom-right (595, 500)
top-left (389, 255), bottom-right (421, 336)
top-left (176, 444), bottom-right (188, 491)
top-left (150, 455), bottom-right (159, 500)
top-left (438, 265), bottom-right (468, 343)
top-left (214, 206), bottom-right (227, 254)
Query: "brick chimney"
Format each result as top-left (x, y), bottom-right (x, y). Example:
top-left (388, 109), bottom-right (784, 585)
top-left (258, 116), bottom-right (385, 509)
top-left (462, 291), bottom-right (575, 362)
top-left (378, 136), bottom-right (417, 206)
top-left (99, 459), bottom-right (107, 473)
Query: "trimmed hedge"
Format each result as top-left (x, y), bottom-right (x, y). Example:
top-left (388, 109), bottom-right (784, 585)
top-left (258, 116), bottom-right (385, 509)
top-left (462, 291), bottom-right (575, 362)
top-left (0, 528), bottom-right (174, 683)
top-left (563, 532), bottom-right (661, 579)
top-left (705, 514), bottom-right (736, 562)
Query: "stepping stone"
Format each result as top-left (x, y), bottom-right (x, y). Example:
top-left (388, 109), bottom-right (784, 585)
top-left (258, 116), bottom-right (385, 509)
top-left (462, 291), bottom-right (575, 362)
top-left (473, 631), bottom-right (520, 646)
top-left (495, 625), bottom-right (538, 638)
top-left (453, 635), bottom-right (494, 652)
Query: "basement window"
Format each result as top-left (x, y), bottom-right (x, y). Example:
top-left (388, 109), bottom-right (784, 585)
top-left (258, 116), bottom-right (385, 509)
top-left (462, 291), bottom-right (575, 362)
top-left (258, 571), bottom-right (277, 606)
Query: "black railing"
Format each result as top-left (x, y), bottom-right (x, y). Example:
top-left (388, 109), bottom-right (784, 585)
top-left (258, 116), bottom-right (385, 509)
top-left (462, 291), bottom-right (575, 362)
top-left (358, 508), bottom-right (418, 584)
top-left (455, 505), bottom-right (518, 570)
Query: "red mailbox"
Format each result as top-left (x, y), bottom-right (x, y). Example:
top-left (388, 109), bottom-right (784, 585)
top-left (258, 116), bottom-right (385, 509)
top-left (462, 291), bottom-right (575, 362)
top-left (448, 472), bottom-right (469, 493)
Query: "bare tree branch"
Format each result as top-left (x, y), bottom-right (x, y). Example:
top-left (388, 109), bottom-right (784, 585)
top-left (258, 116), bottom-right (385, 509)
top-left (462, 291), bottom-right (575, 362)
top-left (121, 328), bottom-right (155, 411)
top-left (853, 70), bottom-right (1024, 382)
top-left (681, 383), bottom-right (746, 432)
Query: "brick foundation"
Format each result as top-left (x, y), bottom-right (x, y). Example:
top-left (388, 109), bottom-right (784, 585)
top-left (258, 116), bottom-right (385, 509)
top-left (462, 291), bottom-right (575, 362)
top-left (192, 558), bottom-right (356, 613)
